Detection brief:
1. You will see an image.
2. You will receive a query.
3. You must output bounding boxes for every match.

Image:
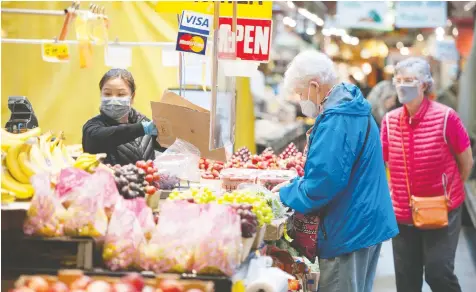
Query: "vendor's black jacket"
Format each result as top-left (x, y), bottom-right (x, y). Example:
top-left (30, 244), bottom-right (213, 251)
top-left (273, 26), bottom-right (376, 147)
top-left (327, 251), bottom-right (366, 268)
top-left (82, 108), bottom-right (166, 166)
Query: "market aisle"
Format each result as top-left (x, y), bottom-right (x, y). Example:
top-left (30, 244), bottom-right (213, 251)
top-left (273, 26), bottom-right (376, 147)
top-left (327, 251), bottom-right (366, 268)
top-left (373, 227), bottom-right (476, 292)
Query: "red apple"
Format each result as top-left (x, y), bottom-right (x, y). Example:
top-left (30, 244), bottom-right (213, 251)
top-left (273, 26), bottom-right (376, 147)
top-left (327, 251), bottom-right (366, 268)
top-left (145, 174), bottom-right (154, 183)
top-left (71, 276), bottom-right (93, 290)
top-left (26, 276), bottom-right (49, 292)
top-left (86, 281), bottom-right (111, 292)
top-left (159, 280), bottom-right (184, 292)
top-left (121, 273), bottom-right (144, 292)
top-left (199, 163), bottom-right (205, 170)
top-left (50, 282), bottom-right (69, 292)
top-left (145, 186), bottom-right (157, 195)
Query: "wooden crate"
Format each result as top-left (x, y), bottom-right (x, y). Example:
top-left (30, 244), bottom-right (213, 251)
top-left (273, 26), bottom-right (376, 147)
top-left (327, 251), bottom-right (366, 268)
top-left (2, 236), bottom-right (95, 270)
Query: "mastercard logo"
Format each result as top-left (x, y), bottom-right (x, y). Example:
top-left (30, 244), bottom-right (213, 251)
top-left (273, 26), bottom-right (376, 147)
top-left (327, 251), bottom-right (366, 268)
top-left (178, 33), bottom-right (206, 53)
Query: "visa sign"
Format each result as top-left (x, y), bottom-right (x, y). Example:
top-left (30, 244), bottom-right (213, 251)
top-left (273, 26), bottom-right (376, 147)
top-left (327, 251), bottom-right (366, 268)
top-left (179, 11), bottom-right (213, 36)
top-left (218, 17), bottom-right (272, 62)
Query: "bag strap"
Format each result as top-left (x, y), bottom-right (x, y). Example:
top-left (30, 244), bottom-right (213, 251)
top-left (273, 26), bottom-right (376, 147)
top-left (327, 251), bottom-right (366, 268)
top-left (399, 112), bottom-right (454, 205)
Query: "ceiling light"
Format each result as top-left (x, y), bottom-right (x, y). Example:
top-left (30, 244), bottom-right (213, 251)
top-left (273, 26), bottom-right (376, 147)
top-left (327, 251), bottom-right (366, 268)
top-left (435, 27), bottom-right (445, 36)
top-left (360, 49), bottom-right (371, 59)
top-left (341, 34), bottom-right (352, 44)
top-left (306, 27), bottom-right (316, 36)
top-left (287, 1), bottom-right (295, 9)
top-left (416, 34), bottom-right (424, 41)
top-left (400, 47), bottom-right (410, 56)
top-left (350, 37), bottom-right (359, 46)
top-left (396, 41), bottom-right (404, 49)
top-left (362, 63), bottom-right (372, 75)
top-left (452, 27), bottom-right (459, 36)
top-left (353, 71), bottom-right (364, 81)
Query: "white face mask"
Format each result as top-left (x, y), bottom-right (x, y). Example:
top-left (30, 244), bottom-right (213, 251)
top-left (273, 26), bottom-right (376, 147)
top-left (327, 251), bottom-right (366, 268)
top-left (396, 84), bottom-right (419, 104)
top-left (298, 82), bottom-right (321, 119)
top-left (100, 96), bottom-right (131, 121)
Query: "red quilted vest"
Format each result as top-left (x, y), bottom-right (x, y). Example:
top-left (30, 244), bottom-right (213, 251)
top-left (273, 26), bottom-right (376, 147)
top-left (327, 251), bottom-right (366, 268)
top-left (385, 99), bottom-right (465, 224)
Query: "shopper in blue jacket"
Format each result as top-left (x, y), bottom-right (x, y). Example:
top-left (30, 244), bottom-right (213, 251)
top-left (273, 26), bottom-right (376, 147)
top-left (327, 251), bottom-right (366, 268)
top-left (274, 50), bottom-right (398, 292)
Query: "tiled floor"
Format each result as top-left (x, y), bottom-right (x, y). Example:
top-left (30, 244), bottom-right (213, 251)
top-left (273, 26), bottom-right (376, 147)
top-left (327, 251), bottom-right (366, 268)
top-left (374, 227), bottom-right (476, 292)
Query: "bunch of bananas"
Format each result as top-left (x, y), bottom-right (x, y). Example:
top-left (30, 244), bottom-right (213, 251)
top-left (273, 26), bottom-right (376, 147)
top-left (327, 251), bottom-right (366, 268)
top-left (74, 152), bottom-right (107, 173)
top-left (1, 128), bottom-right (76, 200)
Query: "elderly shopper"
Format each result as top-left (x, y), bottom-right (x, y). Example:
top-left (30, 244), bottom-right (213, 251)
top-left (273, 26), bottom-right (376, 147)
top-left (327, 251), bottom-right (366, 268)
top-left (381, 57), bottom-right (474, 292)
top-left (367, 80), bottom-right (400, 126)
top-left (273, 50), bottom-right (398, 292)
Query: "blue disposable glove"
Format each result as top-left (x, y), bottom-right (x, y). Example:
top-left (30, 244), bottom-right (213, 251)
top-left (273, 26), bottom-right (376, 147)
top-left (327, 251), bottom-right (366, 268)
top-left (141, 121), bottom-right (158, 136)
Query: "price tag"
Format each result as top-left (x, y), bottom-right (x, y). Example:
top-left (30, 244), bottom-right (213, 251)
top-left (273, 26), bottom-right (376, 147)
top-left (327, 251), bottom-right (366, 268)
top-left (41, 43), bottom-right (70, 63)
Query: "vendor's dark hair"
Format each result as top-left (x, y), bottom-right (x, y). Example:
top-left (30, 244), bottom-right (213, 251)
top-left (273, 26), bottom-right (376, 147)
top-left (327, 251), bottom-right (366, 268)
top-left (99, 68), bottom-right (136, 94)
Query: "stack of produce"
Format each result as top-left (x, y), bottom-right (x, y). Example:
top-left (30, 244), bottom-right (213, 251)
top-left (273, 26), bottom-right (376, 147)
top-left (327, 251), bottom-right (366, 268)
top-left (1, 128), bottom-right (106, 201)
top-left (108, 161), bottom-right (158, 199)
top-left (12, 270), bottom-right (213, 292)
top-left (199, 143), bottom-right (306, 180)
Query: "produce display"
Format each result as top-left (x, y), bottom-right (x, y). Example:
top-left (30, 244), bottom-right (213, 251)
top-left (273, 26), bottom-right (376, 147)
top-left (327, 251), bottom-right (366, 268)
top-left (1, 128), bottom-right (105, 201)
top-left (199, 143), bottom-right (305, 181)
top-left (219, 168), bottom-right (258, 191)
top-left (107, 161), bottom-right (159, 199)
top-left (12, 270), bottom-right (213, 292)
top-left (257, 169), bottom-right (298, 191)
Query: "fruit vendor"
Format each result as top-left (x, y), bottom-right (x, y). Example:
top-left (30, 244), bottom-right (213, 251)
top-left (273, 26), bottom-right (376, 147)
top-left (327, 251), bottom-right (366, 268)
top-left (82, 69), bottom-right (166, 166)
top-left (273, 50), bottom-right (398, 292)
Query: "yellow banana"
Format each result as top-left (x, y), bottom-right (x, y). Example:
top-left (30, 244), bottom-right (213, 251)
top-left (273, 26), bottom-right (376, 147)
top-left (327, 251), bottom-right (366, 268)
top-left (1, 127), bottom-right (42, 141)
top-left (1, 167), bottom-right (34, 200)
top-left (1, 188), bottom-right (16, 204)
top-left (18, 151), bottom-right (38, 179)
top-left (60, 143), bottom-right (75, 165)
top-left (6, 142), bottom-right (30, 183)
top-left (29, 142), bottom-right (50, 173)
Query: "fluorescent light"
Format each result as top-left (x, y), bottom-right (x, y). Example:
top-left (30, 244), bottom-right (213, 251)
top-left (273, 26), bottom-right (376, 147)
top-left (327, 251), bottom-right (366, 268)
top-left (416, 34), bottom-right (424, 41)
top-left (306, 27), bottom-right (316, 36)
top-left (435, 27), bottom-right (445, 36)
top-left (297, 7), bottom-right (324, 26)
top-left (287, 1), bottom-right (295, 9)
top-left (396, 41), bottom-right (404, 49)
top-left (341, 34), bottom-right (352, 44)
top-left (283, 16), bottom-right (297, 28)
top-left (350, 37), bottom-right (359, 46)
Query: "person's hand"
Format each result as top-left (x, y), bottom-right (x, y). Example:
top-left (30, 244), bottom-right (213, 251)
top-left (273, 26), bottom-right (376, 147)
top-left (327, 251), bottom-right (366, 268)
top-left (271, 181), bottom-right (291, 193)
top-left (142, 121), bottom-right (158, 136)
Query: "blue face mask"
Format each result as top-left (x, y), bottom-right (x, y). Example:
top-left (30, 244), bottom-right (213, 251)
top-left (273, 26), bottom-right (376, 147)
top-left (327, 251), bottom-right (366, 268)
top-left (396, 84), bottom-right (419, 104)
top-left (100, 96), bottom-right (131, 121)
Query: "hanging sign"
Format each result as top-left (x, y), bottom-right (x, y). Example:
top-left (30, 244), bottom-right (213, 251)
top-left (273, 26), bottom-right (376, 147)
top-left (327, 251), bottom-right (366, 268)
top-left (395, 1), bottom-right (447, 28)
top-left (179, 11), bottom-right (213, 36)
top-left (176, 32), bottom-right (208, 55)
top-left (434, 39), bottom-right (459, 61)
top-left (335, 2), bottom-right (392, 30)
top-left (155, 1), bottom-right (272, 19)
top-left (105, 45), bottom-right (133, 69)
top-left (218, 17), bottom-right (272, 62)
top-left (41, 43), bottom-right (70, 63)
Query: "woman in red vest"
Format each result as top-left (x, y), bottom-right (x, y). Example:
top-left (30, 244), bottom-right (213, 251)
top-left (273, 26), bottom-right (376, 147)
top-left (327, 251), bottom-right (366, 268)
top-left (381, 57), bottom-right (473, 292)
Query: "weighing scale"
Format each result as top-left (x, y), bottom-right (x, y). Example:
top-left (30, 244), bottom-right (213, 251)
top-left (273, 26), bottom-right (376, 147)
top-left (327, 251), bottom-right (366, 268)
top-left (4, 96), bottom-right (39, 133)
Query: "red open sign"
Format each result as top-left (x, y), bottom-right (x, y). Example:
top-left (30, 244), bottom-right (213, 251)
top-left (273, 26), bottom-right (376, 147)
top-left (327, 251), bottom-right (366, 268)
top-left (218, 17), bottom-right (272, 62)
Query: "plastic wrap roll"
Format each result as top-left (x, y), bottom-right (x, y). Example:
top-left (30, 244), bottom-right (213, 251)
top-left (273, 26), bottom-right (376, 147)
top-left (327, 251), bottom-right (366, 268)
top-left (246, 267), bottom-right (290, 292)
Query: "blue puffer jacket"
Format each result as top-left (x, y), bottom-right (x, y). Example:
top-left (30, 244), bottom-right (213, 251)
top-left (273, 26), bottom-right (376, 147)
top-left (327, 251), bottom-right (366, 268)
top-left (280, 83), bottom-right (398, 259)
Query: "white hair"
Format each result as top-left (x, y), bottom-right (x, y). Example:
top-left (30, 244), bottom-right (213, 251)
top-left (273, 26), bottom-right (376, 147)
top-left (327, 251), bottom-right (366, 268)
top-left (395, 57), bottom-right (434, 94)
top-left (282, 50), bottom-right (338, 96)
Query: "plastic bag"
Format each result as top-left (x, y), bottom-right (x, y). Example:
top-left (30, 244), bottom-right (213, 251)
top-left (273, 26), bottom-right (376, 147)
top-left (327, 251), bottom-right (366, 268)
top-left (63, 174), bottom-right (108, 239)
top-left (193, 204), bottom-right (242, 276)
top-left (137, 207), bottom-right (155, 241)
top-left (55, 167), bottom-right (90, 207)
top-left (238, 184), bottom-right (287, 219)
top-left (103, 200), bottom-right (145, 270)
top-left (154, 139), bottom-right (200, 182)
top-left (139, 201), bottom-right (200, 273)
top-left (24, 174), bottom-right (67, 237)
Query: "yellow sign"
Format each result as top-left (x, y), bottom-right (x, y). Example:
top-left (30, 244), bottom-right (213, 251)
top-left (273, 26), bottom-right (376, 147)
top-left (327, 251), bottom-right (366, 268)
top-left (41, 43), bottom-right (70, 62)
top-left (155, 1), bottom-right (273, 19)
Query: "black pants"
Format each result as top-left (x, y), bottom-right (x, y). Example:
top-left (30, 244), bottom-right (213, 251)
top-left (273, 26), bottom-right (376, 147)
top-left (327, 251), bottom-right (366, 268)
top-left (392, 207), bottom-right (462, 292)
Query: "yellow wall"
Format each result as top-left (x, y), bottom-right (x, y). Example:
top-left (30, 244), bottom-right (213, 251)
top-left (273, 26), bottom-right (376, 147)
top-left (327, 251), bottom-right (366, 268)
top-left (1, 1), bottom-right (179, 144)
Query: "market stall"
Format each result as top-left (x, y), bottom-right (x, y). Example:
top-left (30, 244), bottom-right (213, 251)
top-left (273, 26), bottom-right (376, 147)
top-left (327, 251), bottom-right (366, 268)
top-left (1, 2), bottom-right (319, 292)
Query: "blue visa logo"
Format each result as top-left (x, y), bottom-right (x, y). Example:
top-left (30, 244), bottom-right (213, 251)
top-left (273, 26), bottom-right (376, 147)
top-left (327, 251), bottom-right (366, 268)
top-left (179, 11), bottom-right (213, 36)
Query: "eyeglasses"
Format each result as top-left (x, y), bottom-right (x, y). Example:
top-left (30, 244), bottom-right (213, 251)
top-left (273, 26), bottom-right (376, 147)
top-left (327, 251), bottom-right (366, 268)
top-left (392, 78), bottom-right (419, 86)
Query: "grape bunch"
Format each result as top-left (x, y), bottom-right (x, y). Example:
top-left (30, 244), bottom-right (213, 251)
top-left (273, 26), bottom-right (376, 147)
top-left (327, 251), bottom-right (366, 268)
top-left (218, 190), bottom-right (274, 226)
top-left (110, 161), bottom-right (158, 199)
top-left (278, 143), bottom-right (300, 159)
top-left (156, 172), bottom-right (180, 190)
top-left (232, 147), bottom-right (252, 163)
top-left (230, 203), bottom-right (258, 238)
top-left (168, 187), bottom-right (216, 204)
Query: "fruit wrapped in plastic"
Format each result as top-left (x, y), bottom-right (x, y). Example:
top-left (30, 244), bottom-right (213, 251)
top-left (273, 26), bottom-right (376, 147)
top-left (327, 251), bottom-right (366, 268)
top-left (24, 174), bottom-right (67, 237)
top-left (139, 201), bottom-right (199, 273)
top-left (103, 200), bottom-right (145, 271)
top-left (55, 167), bottom-right (91, 207)
top-left (63, 175), bottom-right (108, 239)
top-left (193, 204), bottom-right (242, 276)
top-left (137, 206), bottom-right (155, 241)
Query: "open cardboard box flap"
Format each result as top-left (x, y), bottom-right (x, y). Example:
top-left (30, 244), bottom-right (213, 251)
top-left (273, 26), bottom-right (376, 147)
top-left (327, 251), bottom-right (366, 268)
top-left (151, 91), bottom-right (226, 161)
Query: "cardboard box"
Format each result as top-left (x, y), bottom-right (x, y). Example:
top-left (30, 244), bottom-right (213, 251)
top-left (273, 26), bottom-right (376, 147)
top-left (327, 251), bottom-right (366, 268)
top-left (151, 91), bottom-right (226, 161)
